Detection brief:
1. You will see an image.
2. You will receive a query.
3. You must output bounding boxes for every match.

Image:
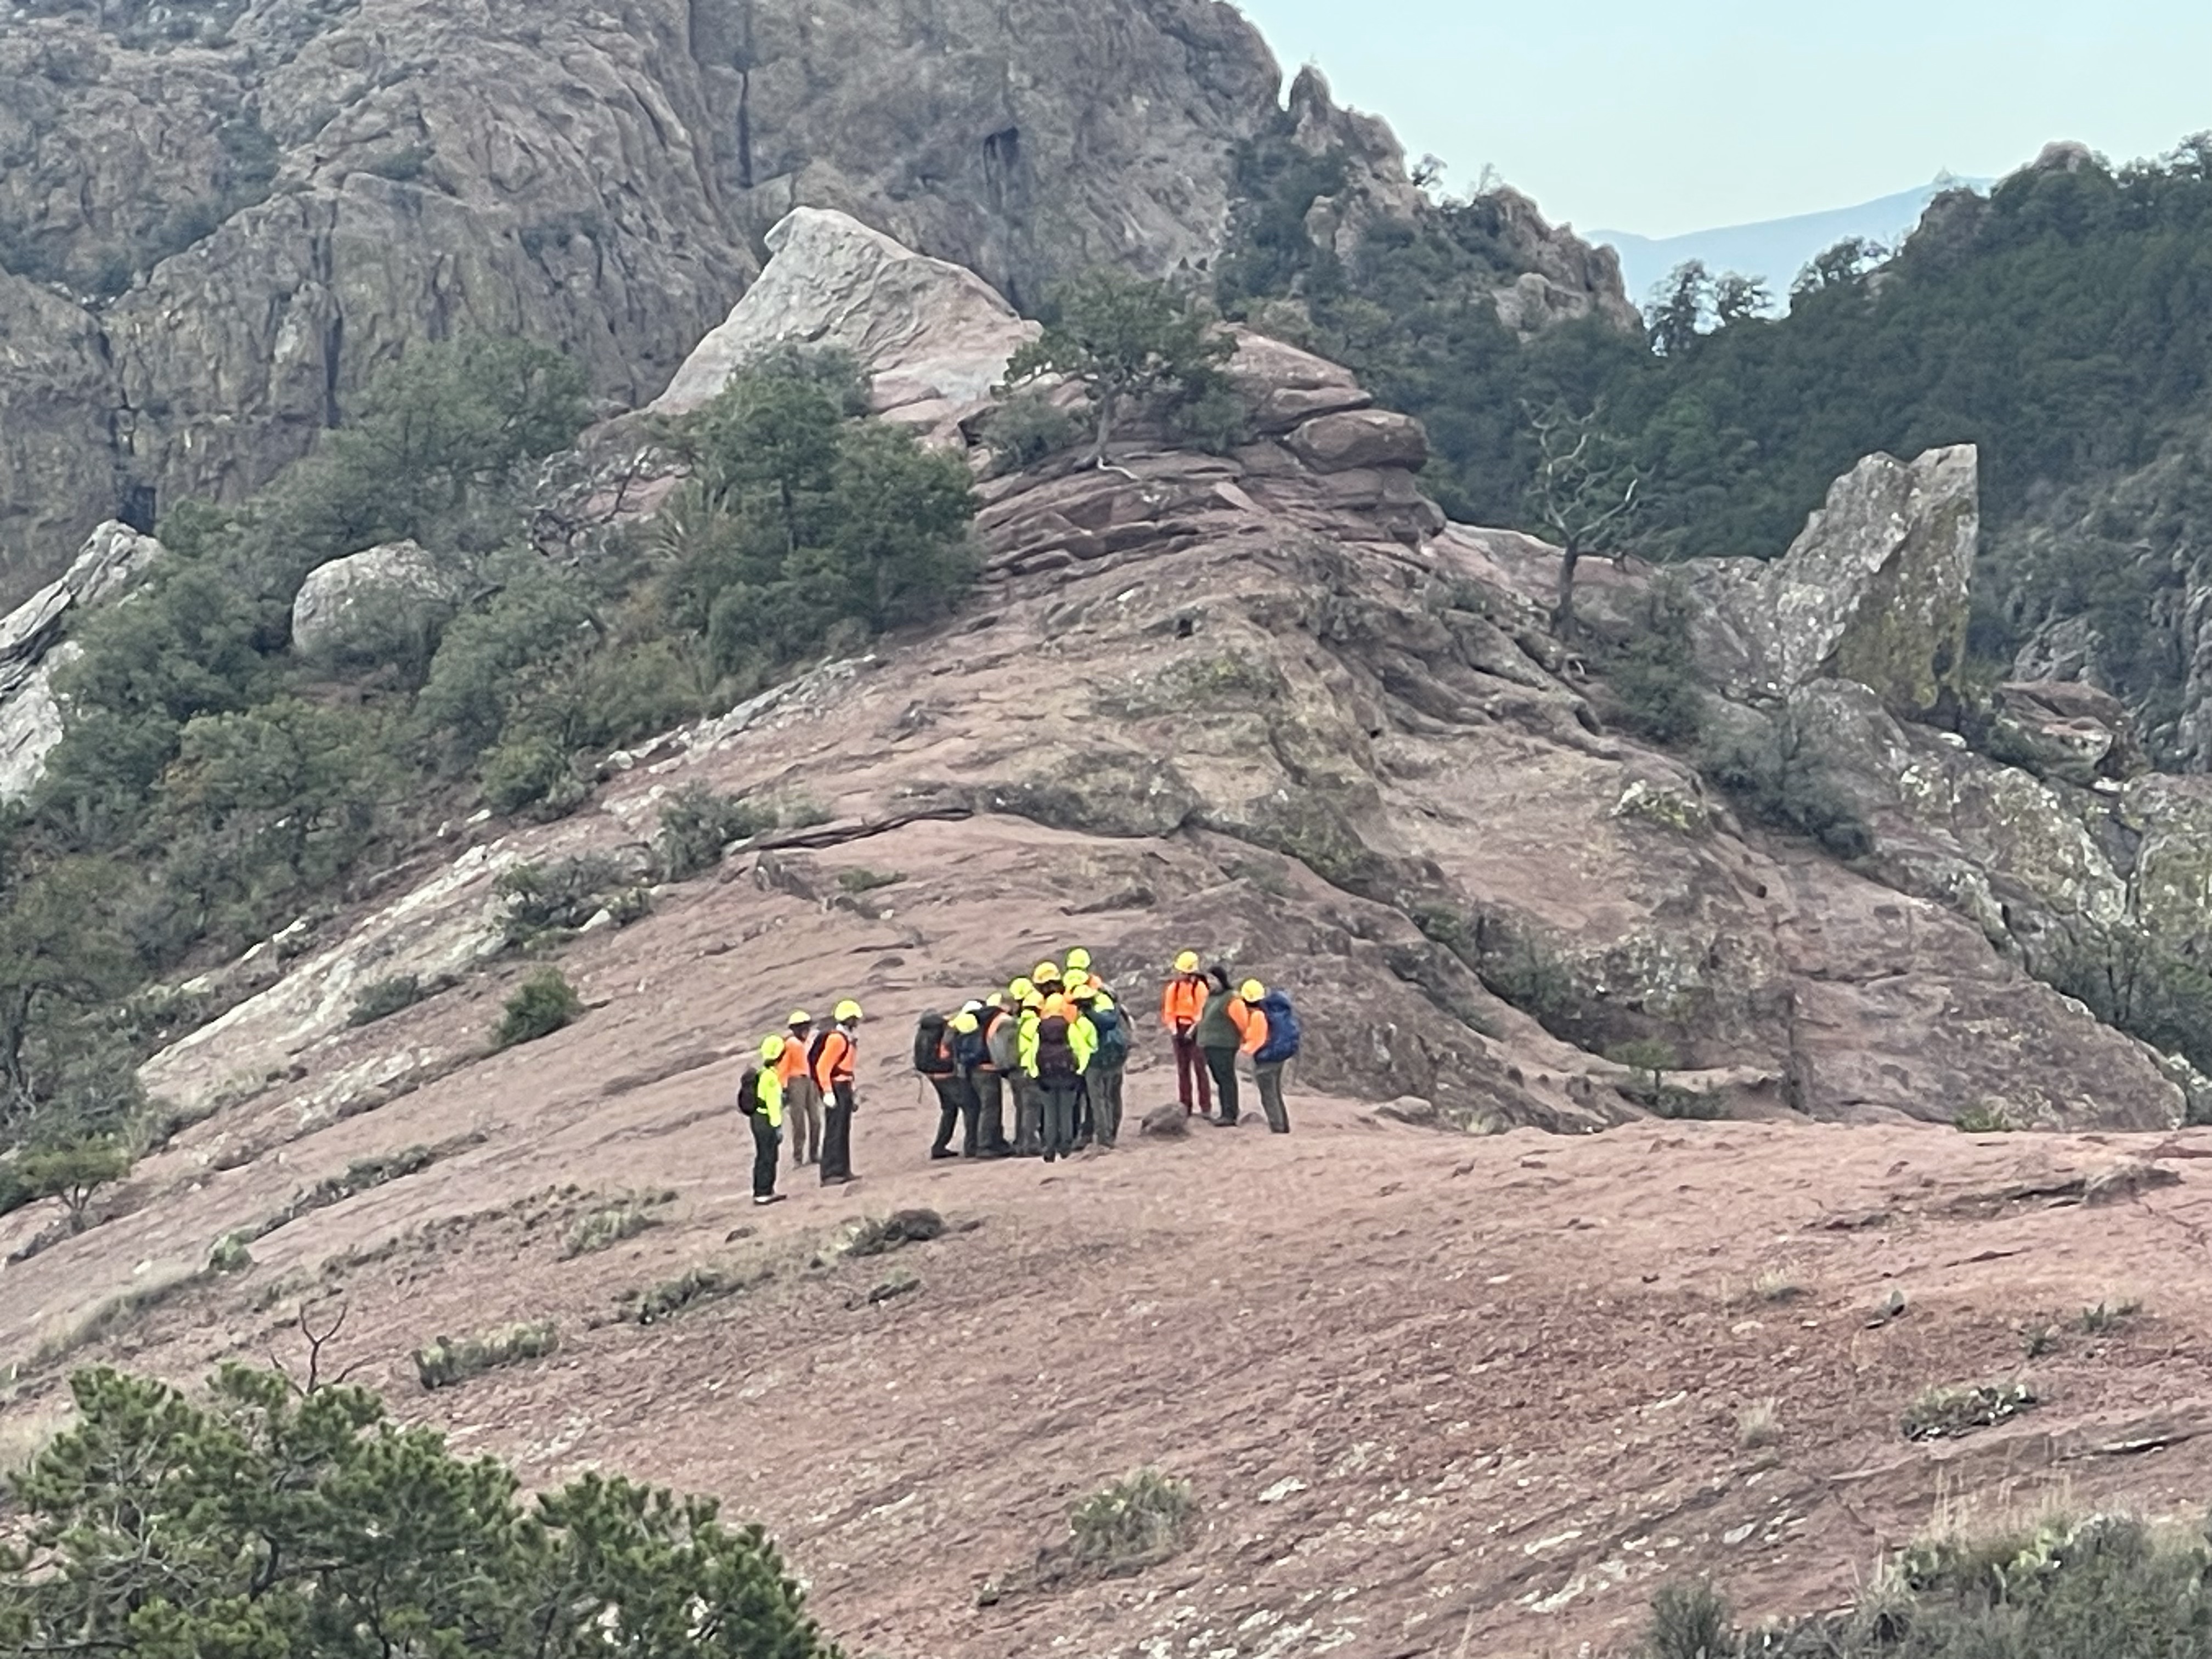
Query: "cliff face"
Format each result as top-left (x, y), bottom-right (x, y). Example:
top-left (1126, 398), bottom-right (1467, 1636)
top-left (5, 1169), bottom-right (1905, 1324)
top-left (0, 0), bottom-right (1633, 602)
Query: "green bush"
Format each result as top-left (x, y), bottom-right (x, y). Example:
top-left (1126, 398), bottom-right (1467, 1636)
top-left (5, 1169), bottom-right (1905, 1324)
top-left (561, 1193), bottom-right (674, 1259)
top-left (979, 391), bottom-right (1084, 471)
top-left (413, 1320), bottom-right (559, 1389)
top-left (1607, 590), bottom-right (1707, 748)
top-left (348, 974), bottom-right (428, 1027)
top-left (652, 783), bottom-right (770, 881)
top-left (495, 856), bottom-right (631, 945)
top-left (1068, 1469), bottom-right (1196, 1577)
top-left (0, 1361), bottom-right (834, 1655)
top-left (1644, 1580), bottom-right (1736, 1659)
top-left (617, 1263), bottom-right (751, 1325)
top-left (12, 1141), bottom-right (133, 1233)
top-left (1900, 1381), bottom-right (2036, 1442)
top-left (495, 969), bottom-right (584, 1049)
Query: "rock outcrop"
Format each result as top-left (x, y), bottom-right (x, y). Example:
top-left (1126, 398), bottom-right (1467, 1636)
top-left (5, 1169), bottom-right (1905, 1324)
top-left (0, 0), bottom-right (1633, 602)
top-left (1679, 445), bottom-right (1977, 716)
top-left (653, 208), bottom-right (1040, 432)
top-left (290, 540), bottom-right (460, 661)
top-left (121, 264), bottom-right (2192, 1141)
top-left (0, 519), bottom-right (162, 798)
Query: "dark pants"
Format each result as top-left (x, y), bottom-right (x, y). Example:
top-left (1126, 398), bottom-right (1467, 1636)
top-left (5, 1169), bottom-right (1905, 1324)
top-left (1040, 1076), bottom-right (1081, 1160)
top-left (929, 1074), bottom-right (979, 1155)
top-left (973, 1069), bottom-right (1008, 1150)
top-left (1173, 1034), bottom-right (1211, 1113)
top-left (1091, 1061), bottom-right (1126, 1146)
top-left (1012, 1075), bottom-right (1043, 1155)
top-left (1203, 1046), bottom-right (1240, 1123)
top-left (820, 1082), bottom-right (856, 1181)
top-left (750, 1114), bottom-right (780, 1199)
top-left (1255, 1061), bottom-right (1289, 1133)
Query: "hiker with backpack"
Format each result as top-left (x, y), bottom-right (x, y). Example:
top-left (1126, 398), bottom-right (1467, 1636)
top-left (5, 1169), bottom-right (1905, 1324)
top-left (1071, 981), bottom-right (1130, 1148)
top-left (1249, 981), bottom-right (1300, 1134)
top-left (918, 1007), bottom-right (984, 1160)
top-left (1010, 990), bottom-right (1046, 1155)
top-left (1020, 993), bottom-right (1097, 1163)
top-left (813, 1001), bottom-right (864, 1184)
top-left (978, 992), bottom-right (1019, 1155)
top-left (736, 1036), bottom-right (787, 1206)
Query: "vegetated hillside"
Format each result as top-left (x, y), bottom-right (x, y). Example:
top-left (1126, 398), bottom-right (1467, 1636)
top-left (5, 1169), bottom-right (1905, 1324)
top-left (1224, 136), bottom-right (2212, 765)
top-left (9, 206), bottom-right (2212, 1654)
top-left (0, 0), bottom-right (1629, 602)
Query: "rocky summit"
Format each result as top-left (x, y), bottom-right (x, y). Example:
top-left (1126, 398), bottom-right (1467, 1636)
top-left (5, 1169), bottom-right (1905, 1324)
top-left (0, 0), bottom-right (1627, 602)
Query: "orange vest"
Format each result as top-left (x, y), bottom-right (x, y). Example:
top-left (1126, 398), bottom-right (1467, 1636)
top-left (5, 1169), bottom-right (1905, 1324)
top-left (775, 1033), bottom-right (811, 1086)
top-left (813, 1028), bottom-right (857, 1093)
top-left (1161, 974), bottom-right (1207, 1031)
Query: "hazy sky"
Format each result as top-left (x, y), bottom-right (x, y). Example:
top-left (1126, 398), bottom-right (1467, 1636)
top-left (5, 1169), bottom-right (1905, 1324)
top-left (1231, 1), bottom-right (2212, 237)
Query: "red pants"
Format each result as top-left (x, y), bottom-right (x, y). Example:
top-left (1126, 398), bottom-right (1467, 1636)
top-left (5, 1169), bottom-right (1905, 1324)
top-left (1173, 1035), bottom-right (1212, 1114)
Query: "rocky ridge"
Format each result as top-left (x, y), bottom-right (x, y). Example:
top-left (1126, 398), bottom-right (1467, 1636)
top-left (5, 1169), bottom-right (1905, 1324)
top-left (0, 0), bottom-right (1631, 603)
top-left (8, 207), bottom-right (2212, 1659)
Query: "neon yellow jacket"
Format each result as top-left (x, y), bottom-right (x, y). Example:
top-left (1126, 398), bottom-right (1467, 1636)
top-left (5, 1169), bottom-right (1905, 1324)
top-left (1019, 1011), bottom-right (1097, 1077)
top-left (749, 1066), bottom-right (785, 1129)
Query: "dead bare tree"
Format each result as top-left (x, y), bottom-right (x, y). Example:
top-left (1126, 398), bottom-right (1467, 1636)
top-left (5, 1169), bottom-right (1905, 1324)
top-left (267, 1298), bottom-right (372, 1396)
top-left (1524, 401), bottom-right (1641, 636)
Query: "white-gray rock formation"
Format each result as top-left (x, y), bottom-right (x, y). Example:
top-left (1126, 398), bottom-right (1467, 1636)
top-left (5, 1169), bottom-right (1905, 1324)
top-left (290, 540), bottom-right (460, 660)
top-left (653, 208), bottom-right (1041, 433)
top-left (0, 520), bottom-right (162, 799)
top-left (1681, 445), bottom-right (1978, 716)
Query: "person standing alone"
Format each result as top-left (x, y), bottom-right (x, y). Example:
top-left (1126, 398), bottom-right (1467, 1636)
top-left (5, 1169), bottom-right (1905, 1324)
top-left (814, 1000), bottom-right (864, 1184)
top-left (738, 1036), bottom-right (786, 1206)
top-left (1160, 950), bottom-right (1211, 1116)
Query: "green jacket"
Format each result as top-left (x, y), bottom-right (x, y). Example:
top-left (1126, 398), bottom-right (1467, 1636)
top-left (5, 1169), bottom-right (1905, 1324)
top-left (1194, 986), bottom-right (1242, 1048)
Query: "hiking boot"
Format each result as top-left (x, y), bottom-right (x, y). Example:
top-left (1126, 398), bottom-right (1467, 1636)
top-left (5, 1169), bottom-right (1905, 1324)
top-left (929, 1148), bottom-right (958, 1161)
top-left (753, 1193), bottom-right (786, 1206)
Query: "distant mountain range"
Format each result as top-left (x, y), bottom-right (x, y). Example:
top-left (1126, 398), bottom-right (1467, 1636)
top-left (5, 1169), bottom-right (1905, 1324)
top-left (1594, 175), bottom-right (1995, 311)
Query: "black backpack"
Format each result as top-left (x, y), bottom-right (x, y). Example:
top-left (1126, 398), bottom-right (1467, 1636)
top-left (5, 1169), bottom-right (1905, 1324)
top-left (912, 1011), bottom-right (949, 1074)
top-left (1035, 1014), bottom-right (1078, 1080)
top-left (735, 1066), bottom-right (762, 1116)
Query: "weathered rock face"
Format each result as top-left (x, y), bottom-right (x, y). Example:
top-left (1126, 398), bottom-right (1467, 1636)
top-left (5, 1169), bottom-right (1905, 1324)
top-left (0, 518), bottom-right (162, 798)
top-left (290, 539), bottom-right (460, 661)
top-left (653, 208), bottom-right (1040, 431)
top-left (0, 0), bottom-right (1633, 603)
top-left (1679, 446), bottom-right (1977, 716)
top-left (129, 292), bottom-right (2190, 1141)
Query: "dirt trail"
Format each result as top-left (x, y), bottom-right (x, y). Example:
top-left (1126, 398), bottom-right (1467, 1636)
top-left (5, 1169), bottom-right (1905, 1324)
top-left (10, 992), bottom-right (2212, 1657)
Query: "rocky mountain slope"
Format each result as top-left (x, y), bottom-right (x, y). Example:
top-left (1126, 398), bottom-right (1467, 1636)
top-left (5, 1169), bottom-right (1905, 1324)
top-left (0, 0), bottom-right (1630, 603)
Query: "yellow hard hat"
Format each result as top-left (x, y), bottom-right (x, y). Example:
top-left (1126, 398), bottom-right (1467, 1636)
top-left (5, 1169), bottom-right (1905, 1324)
top-left (1021, 992), bottom-right (1044, 1012)
top-left (1009, 976), bottom-right (1035, 1001)
top-left (983, 991), bottom-right (1006, 1009)
top-left (1033, 961), bottom-right (1060, 984)
top-left (1069, 981), bottom-right (1098, 1002)
top-left (788, 1009), bottom-right (812, 1027)
top-left (759, 1035), bottom-right (783, 1062)
top-left (834, 998), bottom-right (863, 1023)
top-left (951, 1012), bottom-right (979, 1034)
top-left (1065, 947), bottom-right (1092, 972)
top-left (1240, 979), bottom-right (1265, 1002)
top-left (1174, 950), bottom-right (1199, 973)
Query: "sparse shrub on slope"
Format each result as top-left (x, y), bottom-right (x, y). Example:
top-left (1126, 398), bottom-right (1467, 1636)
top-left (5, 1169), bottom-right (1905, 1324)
top-left (495, 969), bottom-right (584, 1049)
top-left (1069, 1469), bottom-right (1196, 1578)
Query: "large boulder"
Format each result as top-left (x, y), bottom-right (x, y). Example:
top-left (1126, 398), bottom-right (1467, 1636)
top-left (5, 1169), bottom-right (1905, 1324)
top-left (290, 541), bottom-right (460, 661)
top-left (653, 208), bottom-right (1041, 431)
top-left (1285, 409), bottom-right (1429, 475)
top-left (1684, 445), bottom-right (1978, 717)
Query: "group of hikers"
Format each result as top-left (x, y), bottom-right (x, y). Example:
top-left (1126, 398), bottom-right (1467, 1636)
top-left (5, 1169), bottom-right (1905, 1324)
top-left (735, 950), bottom-right (1302, 1205)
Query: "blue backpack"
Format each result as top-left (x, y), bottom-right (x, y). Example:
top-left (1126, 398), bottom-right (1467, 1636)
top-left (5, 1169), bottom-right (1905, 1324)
top-left (1090, 1002), bottom-right (1129, 1065)
top-left (1255, 990), bottom-right (1301, 1064)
